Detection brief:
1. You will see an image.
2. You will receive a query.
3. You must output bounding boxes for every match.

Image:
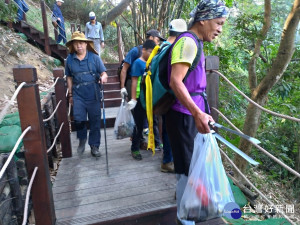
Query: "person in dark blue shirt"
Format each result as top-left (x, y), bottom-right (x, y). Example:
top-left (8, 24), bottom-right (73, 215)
top-left (126, 40), bottom-right (156, 160)
top-left (52, 0), bottom-right (66, 44)
top-left (14, 0), bottom-right (29, 21)
top-left (119, 29), bottom-right (165, 99)
top-left (65, 31), bottom-right (108, 157)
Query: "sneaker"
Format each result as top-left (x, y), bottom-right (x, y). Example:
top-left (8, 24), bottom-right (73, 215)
top-left (161, 162), bottom-right (175, 173)
top-left (131, 151), bottom-right (142, 160)
top-left (77, 138), bottom-right (87, 154)
top-left (91, 146), bottom-right (101, 157)
top-left (143, 128), bottom-right (149, 135)
top-left (155, 143), bottom-right (163, 151)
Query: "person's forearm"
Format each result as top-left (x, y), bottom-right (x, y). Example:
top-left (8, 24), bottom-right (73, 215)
top-left (67, 77), bottom-right (73, 94)
top-left (131, 77), bottom-right (138, 100)
top-left (120, 63), bottom-right (130, 88)
top-left (100, 29), bottom-right (104, 42)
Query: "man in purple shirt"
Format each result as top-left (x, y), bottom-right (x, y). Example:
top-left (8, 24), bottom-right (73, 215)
top-left (165, 0), bottom-right (229, 224)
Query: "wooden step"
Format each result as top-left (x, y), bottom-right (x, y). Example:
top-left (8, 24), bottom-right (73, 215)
top-left (100, 106), bottom-right (119, 128)
top-left (39, 33), bottom-right (45, 40)
top-left (29, 27), bottom-right (39, 34)
top-left (20, 20), bottom-right (29, 28)
top-left (103, 82), bottom-right (120, 91)
top-left (107, 75), bottom-right (119, 83)
top-left (104, 90), bottom-right (121, 99)
top-left (57, 44), bottom-right (67, 51)
top-left (104, 98), bottom-right (122, 108)
top-left (106, 68), bottom-right (118, 76)
top-left (105, 63), bottom-right (120, 70)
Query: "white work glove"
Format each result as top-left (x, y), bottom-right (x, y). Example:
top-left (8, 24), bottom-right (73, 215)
top-left (126, 99), bottom-right (137, 110)
top-left (120, 87), bottom-right (128, 98)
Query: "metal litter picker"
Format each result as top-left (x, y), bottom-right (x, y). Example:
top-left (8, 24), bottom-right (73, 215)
top-left (100, 83), bottom-right (109, 175)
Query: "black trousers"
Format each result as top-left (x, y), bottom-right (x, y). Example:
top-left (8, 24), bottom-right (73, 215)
top-left (165, 109), bottom-right (197, 176)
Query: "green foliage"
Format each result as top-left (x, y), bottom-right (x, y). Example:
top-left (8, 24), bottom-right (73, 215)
top-left (203, 0), bottom-right (300, 199)
top-left (0, 1), bottom-right (17, 22)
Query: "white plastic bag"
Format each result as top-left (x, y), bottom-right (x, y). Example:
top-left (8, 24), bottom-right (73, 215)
top-left (113, 100), bottom-right (135, 139)
top-left (179, 132), bottom-right (235, 222)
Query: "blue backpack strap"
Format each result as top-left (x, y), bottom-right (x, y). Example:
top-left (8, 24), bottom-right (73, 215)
top-left (87, 52), bottom-right (99, 81)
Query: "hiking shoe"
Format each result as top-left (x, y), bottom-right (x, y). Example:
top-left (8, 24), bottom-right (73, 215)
top-left (161, 162), bottom-right (175, 173)
top-left (91, 146), bottom-right (101, 157)
top-left (131, 151), bottom-right (142, 160)
top-left (140, 141), bottom-right (148, 150)
top-left (155, 144), bottom-right (163, 151)
top-left (143, 128), bottom-right (149, 135)
top-left (77, 138), bottom-right (87, 155)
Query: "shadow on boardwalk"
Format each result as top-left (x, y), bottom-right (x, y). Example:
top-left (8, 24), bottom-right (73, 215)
top-left (53, 127), bottom-right (177, 225)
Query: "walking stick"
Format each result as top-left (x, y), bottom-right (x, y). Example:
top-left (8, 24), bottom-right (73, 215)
top-left (100, 83), bottom-right (109, 175)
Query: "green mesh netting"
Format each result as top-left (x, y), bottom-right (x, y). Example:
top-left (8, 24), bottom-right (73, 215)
top-left (228, 177), bottom-right (248, 208)
top-left (0, 112), bottom-right (20, 128)
top-left (17, 32), bottom-right (28, 41)
top-left (225, 216), bottom-right (291, 224)
top-left (54, 59), bottom-right (62, 67)
top-left (0, 125), bottom-right (23, 153)
top-left (3, 112), bottom-right (19, 118)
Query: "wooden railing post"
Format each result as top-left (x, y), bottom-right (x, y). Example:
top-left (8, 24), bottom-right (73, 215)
top-left (13, 65), bottom-right (56, 225)
top-left (54, 28), bottom-right (58, 42)
top-left (116, 21), bottom-right (125, 63)
top-left (40, 0), bottom-right (51, 56)
top-left (206, 56), bottom-right (220, 123)
top-left (53, 68), bottom-right (72, 158)
top-left (76, 24), bottom-right (81, 32)
top-left (70, 23), bottom-right (76, 33)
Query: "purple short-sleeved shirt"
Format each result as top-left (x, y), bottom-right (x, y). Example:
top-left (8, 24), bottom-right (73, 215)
top-left (168, 32), bottom-right (207, 115)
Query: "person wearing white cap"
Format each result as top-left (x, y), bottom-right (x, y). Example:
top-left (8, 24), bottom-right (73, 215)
top-left (85, 11), bottom-right (105, 56)
top-left (52, 0), bottom-right (66, 44)
top-left (160, 19), bottom-right (188, 174)
top-left (165, 1), bottom-right (228, 224)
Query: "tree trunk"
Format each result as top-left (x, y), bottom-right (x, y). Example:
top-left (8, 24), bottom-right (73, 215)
top-left (158, 0), bottom-right (170, 30)
top-left (176, 0), bottom-right (185, 19)
top-left (234, 0), bottom-right (300, 176)
top-left (100, 0), bottom-right (132, 29)
top-left (248, 0), bottom-right (271, 93)
top-left (131, 0), bottom-right (138, 45)
top-left (171, 0), bottom-right (178, 20)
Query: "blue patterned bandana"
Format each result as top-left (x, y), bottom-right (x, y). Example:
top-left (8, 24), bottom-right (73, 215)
top-left (190, 0), bottom-right (229, 22)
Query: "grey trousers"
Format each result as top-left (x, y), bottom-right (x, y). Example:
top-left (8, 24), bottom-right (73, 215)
top-left (91, 39), bottom-right (101, 55)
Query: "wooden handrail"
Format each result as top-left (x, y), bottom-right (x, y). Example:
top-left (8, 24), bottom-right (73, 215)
top-left (53, 68), bottom-right (72, 158)
top-left (13, 65), bottom-right (56, 225)
top-left (40, 0), bottom-right (51, 56)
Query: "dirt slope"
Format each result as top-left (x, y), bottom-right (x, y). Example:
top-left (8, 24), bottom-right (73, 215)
top-left (0, 24), bottom-right (64, 112)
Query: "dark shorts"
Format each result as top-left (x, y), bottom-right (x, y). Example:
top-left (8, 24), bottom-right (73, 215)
top-left (165, 109), bottom-right (197, 176)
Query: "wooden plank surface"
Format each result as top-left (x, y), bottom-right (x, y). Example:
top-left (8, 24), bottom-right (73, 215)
top-left (53, 127), bottom-right (177, 225)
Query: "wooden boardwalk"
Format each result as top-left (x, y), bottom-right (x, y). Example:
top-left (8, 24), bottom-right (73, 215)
top-left (53, 128), bottom-right (178, 225)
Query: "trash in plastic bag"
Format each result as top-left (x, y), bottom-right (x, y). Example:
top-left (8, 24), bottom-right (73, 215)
top-left (179, 132), bottom-right (235, 222)
top-left (113, 99), bottom-right (135, 139)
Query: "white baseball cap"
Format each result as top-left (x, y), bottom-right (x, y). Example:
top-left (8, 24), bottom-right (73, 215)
top-left (56, 0), bottom-right (64, 3)
top-left (169, 19), bottom-right (187, 32)
top-left (89, 12), bottom-right (96, 18)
